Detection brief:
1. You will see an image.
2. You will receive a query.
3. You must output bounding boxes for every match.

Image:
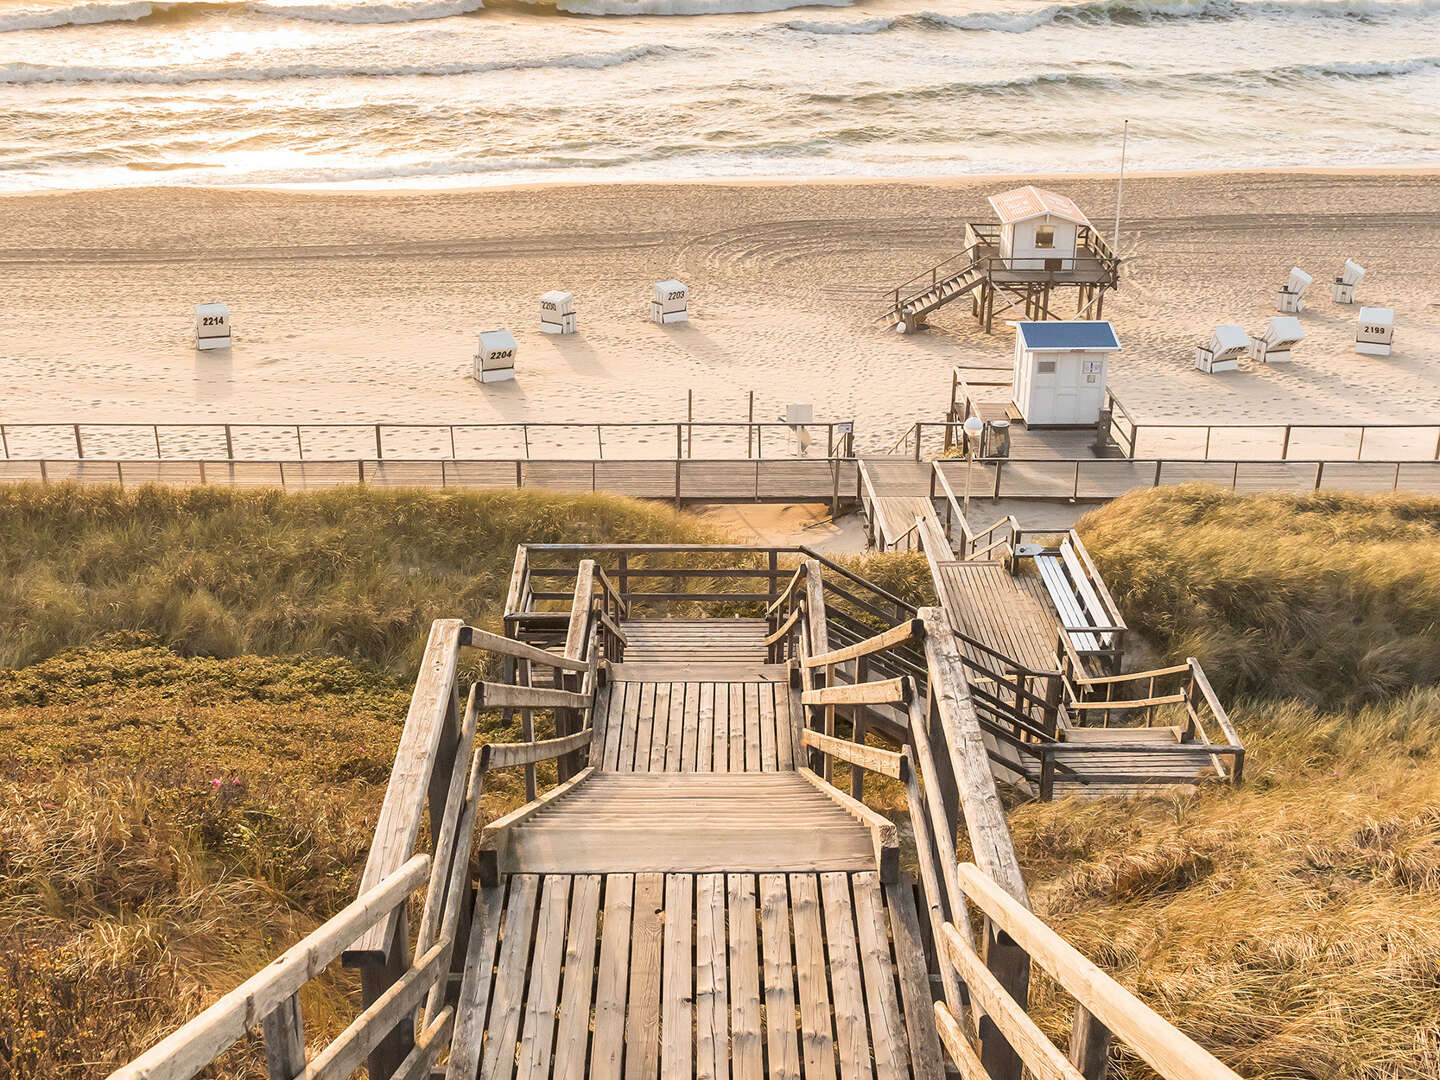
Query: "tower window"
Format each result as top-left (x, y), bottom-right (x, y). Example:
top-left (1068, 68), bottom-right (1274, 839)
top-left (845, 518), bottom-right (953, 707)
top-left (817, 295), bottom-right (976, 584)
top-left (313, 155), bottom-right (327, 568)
top-left (1034, 225), bottom-right (1055, 249)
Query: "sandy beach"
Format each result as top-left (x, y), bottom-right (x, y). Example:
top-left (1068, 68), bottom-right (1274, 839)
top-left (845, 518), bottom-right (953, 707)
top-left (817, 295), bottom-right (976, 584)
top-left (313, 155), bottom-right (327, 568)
top-left (1, 170), bottom-right (1437, 459)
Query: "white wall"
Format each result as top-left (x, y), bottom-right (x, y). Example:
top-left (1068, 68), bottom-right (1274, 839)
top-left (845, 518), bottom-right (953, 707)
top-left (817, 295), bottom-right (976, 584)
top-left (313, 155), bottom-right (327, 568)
top-left (1012, 343), bottom-right (1109, 426)
top-left (999, 218), bottom-right (1079, 266)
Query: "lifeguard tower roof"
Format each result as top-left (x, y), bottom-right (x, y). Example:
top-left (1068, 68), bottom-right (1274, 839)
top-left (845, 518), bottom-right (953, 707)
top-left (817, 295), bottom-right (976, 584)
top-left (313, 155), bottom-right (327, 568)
top-left (989, 186), bottom-right (1091, 226)
top-left (1015, 320), bottom-right (1120, 351)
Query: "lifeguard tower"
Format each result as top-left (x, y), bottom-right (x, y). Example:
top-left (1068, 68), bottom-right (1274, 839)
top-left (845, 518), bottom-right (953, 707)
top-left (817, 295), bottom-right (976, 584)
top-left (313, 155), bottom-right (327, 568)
top-left (881, 185), bottom-right (1120, 334)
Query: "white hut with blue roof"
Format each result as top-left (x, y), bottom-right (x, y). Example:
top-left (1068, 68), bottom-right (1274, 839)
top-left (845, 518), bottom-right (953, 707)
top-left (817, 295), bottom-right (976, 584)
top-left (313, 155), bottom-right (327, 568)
top-left (1011, 320), bottom-right (1120, 426)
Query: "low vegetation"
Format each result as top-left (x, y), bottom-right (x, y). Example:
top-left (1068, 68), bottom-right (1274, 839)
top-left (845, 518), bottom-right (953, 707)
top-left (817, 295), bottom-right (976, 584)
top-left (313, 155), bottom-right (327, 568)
top-left (1076, 487), bottom-right (1440, 705)
top-left (2, 483), bottom-right (1437, 1079)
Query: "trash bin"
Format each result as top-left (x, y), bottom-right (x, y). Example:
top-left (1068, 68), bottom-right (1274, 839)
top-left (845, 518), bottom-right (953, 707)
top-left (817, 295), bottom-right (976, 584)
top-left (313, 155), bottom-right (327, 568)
top-left (987, 419), bottom-right (1011, 458)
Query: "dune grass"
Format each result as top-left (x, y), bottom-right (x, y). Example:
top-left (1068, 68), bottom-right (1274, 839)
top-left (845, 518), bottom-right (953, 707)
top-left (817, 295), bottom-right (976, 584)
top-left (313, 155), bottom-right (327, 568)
top-left (1075, 486), bottom-right (1440, 705)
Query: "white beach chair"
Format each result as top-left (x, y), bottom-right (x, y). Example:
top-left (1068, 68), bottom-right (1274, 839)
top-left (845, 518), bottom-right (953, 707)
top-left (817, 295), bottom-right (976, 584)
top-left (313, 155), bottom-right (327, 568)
top-left (474, 330), bottom-right (517, 383)
top-left (540, 291), bottom-right (576, 335)
top-left (1194, 324), bottom-right (1250, 374)
top-left (1250, 316), bottom-right (1304, 364)
top-left (195, 302), bottom-right (231, 351)
top-left (1355, 307), bottom-right (1394, 356)
top-left (1332, 260), bottom-right (1365, 304)
top-left (651, 279), bottom-right (688, 324)
top-left (1276, 267), bottom-right (1312, 313)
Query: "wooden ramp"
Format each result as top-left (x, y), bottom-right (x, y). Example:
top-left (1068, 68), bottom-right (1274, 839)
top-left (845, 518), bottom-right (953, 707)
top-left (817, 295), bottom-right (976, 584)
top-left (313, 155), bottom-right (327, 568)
top-left (930, 559), bottom-right (1059, 673)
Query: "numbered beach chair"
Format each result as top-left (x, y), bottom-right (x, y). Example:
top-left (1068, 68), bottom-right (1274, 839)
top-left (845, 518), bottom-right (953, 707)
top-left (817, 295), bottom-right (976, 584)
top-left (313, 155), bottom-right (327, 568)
top-left (1355, 307), bottom-right (1394, 356)
top-left (1332, 260), bottom-right (1365, 304)
top-left (1194, 324), bottom-right (1250, 374)
top-left (1250, 316), bottom-right (1304, 364)
top-left (1276, 267), bottom-right (1312, 313)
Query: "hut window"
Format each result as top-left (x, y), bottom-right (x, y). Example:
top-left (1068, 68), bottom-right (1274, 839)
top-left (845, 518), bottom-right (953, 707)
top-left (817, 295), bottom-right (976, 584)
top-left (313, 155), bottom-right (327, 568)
top-left (1037, 360), bottom-right (1057, 374)
top-left (1035, 225), bottom-right (1055, 249)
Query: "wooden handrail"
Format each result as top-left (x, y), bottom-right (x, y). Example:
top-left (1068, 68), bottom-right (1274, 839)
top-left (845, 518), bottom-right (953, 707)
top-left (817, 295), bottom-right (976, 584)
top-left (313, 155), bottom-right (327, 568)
top-left (954, 864), bottom-right (1244, 1080)
top-left (800, 728), bottom-right (908, 780)
top-left (764, 606), bottom-right (802, 647)
top-left (108, 854), bottom-right (431, 1080)
top-left (479, 727), bottom-right (595, 770)
top-left (802, 677), bottom-right (911, 707)
top-left (1070, 663), bottom-right (1191, 686)
top-left (474, 682), bottom-right (591, 711)
top-left (765, 563), bottom-right (804, 618)
top-left (804, 618), bottom-right (922, 668)
top-left (460, 625), bottom-right (587, 672)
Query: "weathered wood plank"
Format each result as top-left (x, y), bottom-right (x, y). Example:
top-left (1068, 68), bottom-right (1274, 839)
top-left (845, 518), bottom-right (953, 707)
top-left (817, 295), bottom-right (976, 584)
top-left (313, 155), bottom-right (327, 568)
top-left (820, 873), bottom-right (872, 1080)
top-left (516, 876), bottom-right (570, 1078)
top-left (746, 681), bottom-right (763, 772)
top-left (443, 882), bottom-right (506, 1080)
top-left (759, 874), bottom-right (802, 1080)
top-left (634, 683), bottom-right (658, 775)
top-left (851, 873), bottom-right (906, 1080)
top-left (801, 730), bottom-right (905, 781)
top-left (481, 728), bottom-right (593, 771)
top-left (790, 873), bottom-right (837, 1080)
top-left (728, 874), bottom-right (764, 1080)
top-left (650, 683), bottom-right (673, 773)
top-left (660, 875), bottom-right (694, 1079)
top-left (480, 874), bottom-right (540, 1080)
top-left (625, 873), bottom-right (665, 1080)
top-left (666, 683), bottom-right (686, 772)
top-left (695, 874), bottom-right (730, 1080)
top-left (552, 875), bottom-right (602, 1080)
top-left (696, 683), bottom-right (714, 773)
top-left (802, 678), bottom-right (910, 708)
top-left (591, 875), bottom-right (635, 1080)
top-left (804, 619), bottom-right (923, 669)
top-left (462, 625), bottom-right (588, 671)
top-left (884, 881), bottom-right (945, 1080)
top-left (477, 682), bottom-right (591, 711)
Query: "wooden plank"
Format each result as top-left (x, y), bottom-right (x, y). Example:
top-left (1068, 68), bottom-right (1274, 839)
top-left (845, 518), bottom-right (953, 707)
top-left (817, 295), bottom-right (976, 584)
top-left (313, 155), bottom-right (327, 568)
top-left (696, 683), bottom-right (715, 773)
top-left (759, 874), bottom-right (802, 1080)
top-left (603, 682), bottom-right (627, 772)
top-left (113, 854), bottom-right (430, 1080)
top-left (802, 678), bottom-right (910, 707)
top-left (444, 882), bottom-right (506, 1080)
top-left (516, 875), bottom-right (570, 1079)
top-left (610, 663), bottom-right (789, 682)
top-left (262, 994), bottom-right (305, 1080)
top-left (790, 873), bottom-right (837, 1080)
top-left (477, 682), bottom-right (591, 711)
top-left (666, 683), bottom-right (687, 772)
top-left (730, 683), bottom-right (746, 773)
top-left (850, 874), bottom-right (906, 1080)
top-left (682, 684), bottom-right (699, 773)
top-left (884, 881), bottom-right (945, 1080)
top-left (477, 768), bottom-right (593, 884)
top-left (820, 873), bottom-right (872, 1080)
top-left (462, 625), bottom-right (588, 671)
top-left (626, 873), bottom-right (665, 1080)
top-left (713, 682), bottom-right (730, 774)
top-left (804, 620), bottom-right (923, 668)
top-left (728, 874), bottom-right (764, 1080)
top-left (933, 1002), bottom-right (992, 1080)
top-left (745, 682), bottom-right (763, 772)
top-left (695, 874), bottom-right (730, 1080)
top-left (617, 681), bottom-right (640, 773)
top-left (634, 683), bottom-right (658, 774)
top-left (775, 681), bottom-right (795, 770)
top-left (661, 875), bottom-right (694, 1079)
top-left (552, 875), bottom-right (602, 1080)
top-left (759, 682), bottom-right (778, 772)
top-left (481, 728), bottom-right (594, 771)
top-left (591, 875), bottom-right (635, 1080)
top-left (479, 874), bottom-right (540, 1080)
top-left (648, 682), bottom-right (672, 773)
top-left (796, 767), bottom-right (899, 882)
top-left (801, 730), bottom-right (905, 780)
top-left (505, 827), bottom-right (875, 875)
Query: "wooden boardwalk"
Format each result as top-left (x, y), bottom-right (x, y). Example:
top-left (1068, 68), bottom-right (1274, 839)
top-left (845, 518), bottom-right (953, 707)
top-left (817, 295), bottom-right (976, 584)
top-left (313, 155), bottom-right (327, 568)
top-left (929, 559), bottom-right (1058, 672)
top-left (111, 552), bottom-right (1246, 1080)
top-left (462, 647), bottom-right (944, 1077)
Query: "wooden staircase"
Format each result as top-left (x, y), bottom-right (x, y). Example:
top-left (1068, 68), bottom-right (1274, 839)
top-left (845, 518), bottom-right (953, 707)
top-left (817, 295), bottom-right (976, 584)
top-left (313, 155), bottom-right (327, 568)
top-left (880, 244), bottom-right (986, 330)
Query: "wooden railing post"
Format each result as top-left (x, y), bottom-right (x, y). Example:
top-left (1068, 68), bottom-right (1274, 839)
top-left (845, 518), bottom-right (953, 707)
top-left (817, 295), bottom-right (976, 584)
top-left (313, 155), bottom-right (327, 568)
top-left (1069, 1007), bottom-right (1113, 1080)
top-left (262, 994), bottom-right (306, 1080)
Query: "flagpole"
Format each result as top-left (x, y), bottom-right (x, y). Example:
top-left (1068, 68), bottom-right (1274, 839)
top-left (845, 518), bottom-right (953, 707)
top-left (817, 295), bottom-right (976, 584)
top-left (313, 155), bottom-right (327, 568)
top-left (1113, 119), bottom-right (1128, 255)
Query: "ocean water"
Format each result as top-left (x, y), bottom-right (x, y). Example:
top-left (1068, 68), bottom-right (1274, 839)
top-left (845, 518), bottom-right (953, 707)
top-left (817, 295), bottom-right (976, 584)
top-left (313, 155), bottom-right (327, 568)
top-left (0, 0), bottom-right (1435, 190)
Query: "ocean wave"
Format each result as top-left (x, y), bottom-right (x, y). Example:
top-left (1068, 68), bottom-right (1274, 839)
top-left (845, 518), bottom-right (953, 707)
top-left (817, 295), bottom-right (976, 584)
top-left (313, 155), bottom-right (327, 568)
top-left (779, 0), bottom-right (1440, 36)
top-left (0, 0), bottom-right (164, 31)
top-left (0, 42), bottom-right (685, 82)
top-left (251, 0), bottom-right (484, 21)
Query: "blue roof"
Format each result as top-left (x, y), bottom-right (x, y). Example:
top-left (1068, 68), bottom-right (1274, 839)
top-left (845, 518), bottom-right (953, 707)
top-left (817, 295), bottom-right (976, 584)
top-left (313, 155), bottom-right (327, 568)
top-left (1015, 321), bottom-right (1120, 351)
